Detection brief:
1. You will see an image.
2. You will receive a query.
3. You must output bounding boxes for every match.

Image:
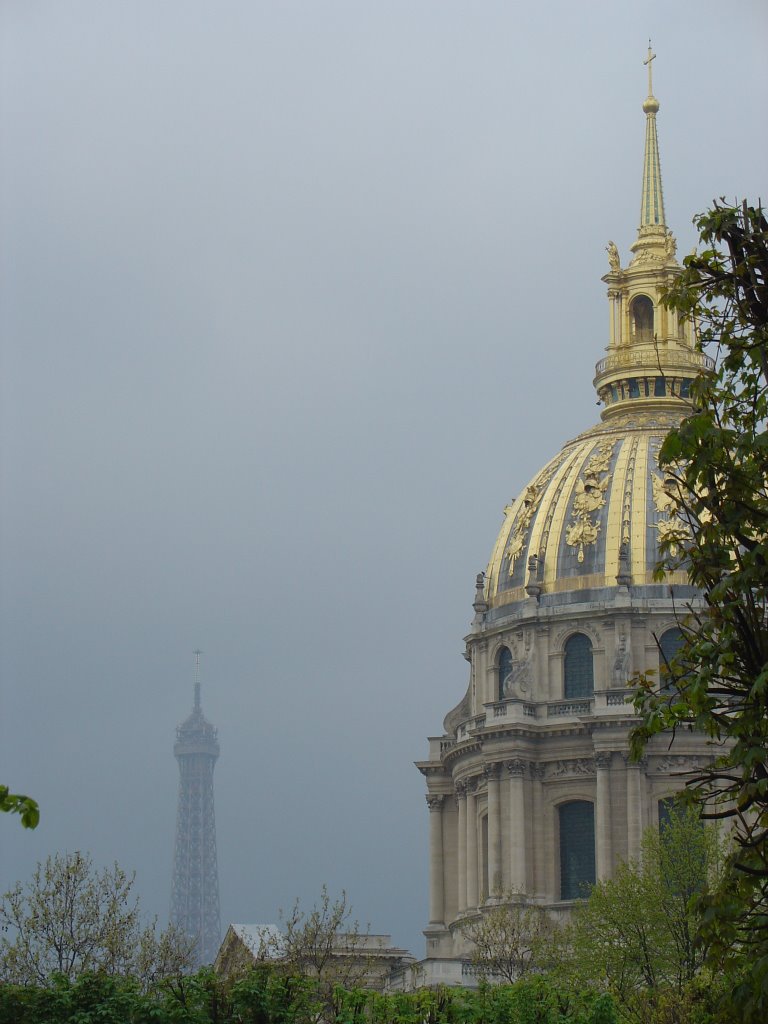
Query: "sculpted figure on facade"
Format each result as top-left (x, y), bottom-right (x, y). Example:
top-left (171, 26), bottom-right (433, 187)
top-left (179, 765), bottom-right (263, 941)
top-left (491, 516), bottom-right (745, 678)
top-left (612, 632), bottom-right (631, 687)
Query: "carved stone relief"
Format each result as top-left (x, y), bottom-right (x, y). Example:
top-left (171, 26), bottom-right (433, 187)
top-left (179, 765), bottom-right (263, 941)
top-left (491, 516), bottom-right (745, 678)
top-left (549, 758), bottom-right (596, 778)
top-left (500, 627), bottom-right (534, 698)
top-left (654, 756), bottom-right (706, 774)
top-left (553, 620), bottom-right (602, 650)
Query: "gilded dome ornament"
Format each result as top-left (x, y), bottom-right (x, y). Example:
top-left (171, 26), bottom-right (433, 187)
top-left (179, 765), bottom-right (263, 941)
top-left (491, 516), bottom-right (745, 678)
top-left (503, 462), bottom-right (560, 576)
top-left (651, 471), bottom-right (678, 517)
top-left (565, 441), bottom-right (615, 562)
top-left (565, 518), bottom-right (601, 563)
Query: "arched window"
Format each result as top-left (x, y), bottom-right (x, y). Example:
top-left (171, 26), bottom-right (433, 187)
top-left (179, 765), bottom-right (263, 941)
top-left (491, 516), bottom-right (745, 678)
top-left (630, 295), bottom-right (654, 341)
top-left (497, 646), bottom-right (513, 699)
top-left (564, 633), bottom-right (594, 698)
top-left (559, 801), bottom-right (595, 900)
top-left (659, 627), bottom-right (684, 692)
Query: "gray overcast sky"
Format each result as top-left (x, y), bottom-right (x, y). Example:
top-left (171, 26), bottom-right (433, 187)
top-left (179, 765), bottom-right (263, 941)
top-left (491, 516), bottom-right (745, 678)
top-left (1, 1), bottom-right (766, 958)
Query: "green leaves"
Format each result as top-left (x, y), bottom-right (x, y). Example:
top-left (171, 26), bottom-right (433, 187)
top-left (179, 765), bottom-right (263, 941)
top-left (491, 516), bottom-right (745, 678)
top-left (631, 200), bottom-right (768, 1020)
top-left (0, 786), bottom-right (39, 829)
top-left (551, 809), bottom-right (728, 1023)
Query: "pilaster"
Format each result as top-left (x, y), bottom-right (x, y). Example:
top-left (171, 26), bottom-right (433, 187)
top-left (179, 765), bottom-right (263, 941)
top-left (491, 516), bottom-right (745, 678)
top-left (484, 764), bottom-right (502, 897)
top-left (455, 782), bottom-right (467, 913)
top-left (507, 759), bottom-right (527, 893)
top-left (595, 751), bottom-right (613, 879)
top-left (426, 795), bottom-right (445, 924)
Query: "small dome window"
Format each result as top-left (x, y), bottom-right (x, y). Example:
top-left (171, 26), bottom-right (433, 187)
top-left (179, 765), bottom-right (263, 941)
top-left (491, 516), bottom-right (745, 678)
top-left (630, 295), bottom-right (654, 341)
top-left (564, 633), bottom-right (594, 698)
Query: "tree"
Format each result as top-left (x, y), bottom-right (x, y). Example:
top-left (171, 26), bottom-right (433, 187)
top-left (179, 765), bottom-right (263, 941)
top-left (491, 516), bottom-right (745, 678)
top-left (264, 887), bottom-right (373, 1021)
top-left (460, 891), bottom-right (554, 983)
top-left (0, 785), bottom-right (38, 829)
top-left (555, 806), bottom-right (727, 1023)
top-left (0, 851), bottom-right (195, 987)
top-left (629, 201), bottom-right (768, 1018)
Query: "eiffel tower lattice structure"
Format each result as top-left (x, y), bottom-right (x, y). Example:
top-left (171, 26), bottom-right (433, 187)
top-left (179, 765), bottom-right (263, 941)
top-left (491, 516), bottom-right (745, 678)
top-left (170, 651), bottom-right (221, 965)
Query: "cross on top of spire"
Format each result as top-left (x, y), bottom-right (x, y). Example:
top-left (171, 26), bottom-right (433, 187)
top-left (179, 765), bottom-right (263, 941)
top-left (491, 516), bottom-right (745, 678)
top-left (643, 40), bottom-right (656, 98)
top-left (638, 43), bottom-right (665, 228)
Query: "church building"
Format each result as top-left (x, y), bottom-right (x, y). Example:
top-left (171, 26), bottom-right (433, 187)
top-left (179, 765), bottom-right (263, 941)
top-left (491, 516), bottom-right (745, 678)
top-left (416, 53), bottom-right (715, 977)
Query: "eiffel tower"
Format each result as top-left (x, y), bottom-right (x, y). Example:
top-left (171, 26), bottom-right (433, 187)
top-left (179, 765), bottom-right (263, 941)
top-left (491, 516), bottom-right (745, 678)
top-left (170, 651), bottom-right (221, 965)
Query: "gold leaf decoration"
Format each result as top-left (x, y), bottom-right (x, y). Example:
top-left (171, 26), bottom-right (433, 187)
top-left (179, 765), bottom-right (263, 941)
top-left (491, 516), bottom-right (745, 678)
top-left (566, 442), bottom-right (615, 563)
top-left (503, 462), bottom-right (560, 576)
top-left (651, 470), bottom-right (690, 556)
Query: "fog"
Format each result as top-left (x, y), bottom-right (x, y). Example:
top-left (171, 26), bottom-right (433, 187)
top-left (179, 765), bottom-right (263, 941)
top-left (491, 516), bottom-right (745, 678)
top-left (1, 1), bottom-right (766, 957)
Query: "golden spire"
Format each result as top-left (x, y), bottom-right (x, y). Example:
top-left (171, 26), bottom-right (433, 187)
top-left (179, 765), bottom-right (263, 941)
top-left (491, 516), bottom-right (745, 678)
top-left (639, 41), bottom-right (666, 230)
top-left (592, 48), bottom-right (710, 420)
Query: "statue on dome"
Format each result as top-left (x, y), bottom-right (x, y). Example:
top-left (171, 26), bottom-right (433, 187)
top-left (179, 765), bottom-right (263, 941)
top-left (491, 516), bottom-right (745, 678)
top-left (606, 240), bottom-right (621, 272)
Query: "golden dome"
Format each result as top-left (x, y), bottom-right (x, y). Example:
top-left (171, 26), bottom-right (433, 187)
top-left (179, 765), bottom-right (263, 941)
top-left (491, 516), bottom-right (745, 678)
top-left (481, 51), bottom-right (714, 617)
top-left (484, 406), bottom-right (692, 616)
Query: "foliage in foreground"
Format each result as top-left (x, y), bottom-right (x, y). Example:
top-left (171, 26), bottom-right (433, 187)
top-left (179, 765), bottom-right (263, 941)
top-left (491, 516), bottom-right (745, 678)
top-left (461, 810), bottom-right (732, 1023)
top-left (0, 785), bottom-right (38, 829)
top-left (553, 807), bottom-right (730, 1023)
top-left (567, 808), bottom-right (722, 988)
top-left (0, 851), bottom-right (195, 987)
top-left (0, 967), bottom-right (617, 1024)
top-left (460, 892), bottom-right (555, 984)
top-left (269, 886), bottom-right (373, 1020)
top-left (629, 200), bottom-right (768, 1020)
top-left (0, 960), bottom-right (743, 1024)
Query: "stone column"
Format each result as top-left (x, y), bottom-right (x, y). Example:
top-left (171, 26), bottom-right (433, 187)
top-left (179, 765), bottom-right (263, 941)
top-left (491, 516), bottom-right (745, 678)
top-left (608, 290), bottom-right (618, 346)
top-left (426, 795), bottom-right (445, 924)
top-left (595, 752), bottom-right (612, 880)
top-left (456, 782), bottom-right (467, 913)
top-left (625, 755), bottom-right (647, 862)
top-left (485, 764), bottom-right (502, 897)
top-left (617, 292), bottom-right (624, 346)
top-left (465, 782), bottom-right (478, 910)
top-left (507, 759), bottom-right (527, 893)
